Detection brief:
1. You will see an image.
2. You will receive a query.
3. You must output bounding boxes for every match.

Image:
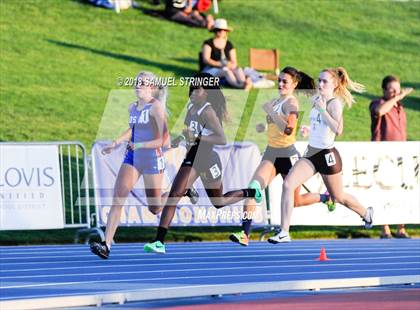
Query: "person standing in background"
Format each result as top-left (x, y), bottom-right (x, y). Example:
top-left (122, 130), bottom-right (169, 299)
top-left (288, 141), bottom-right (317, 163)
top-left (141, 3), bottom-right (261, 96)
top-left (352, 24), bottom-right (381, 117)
top-left (369, 75), bottom-right (414, 239)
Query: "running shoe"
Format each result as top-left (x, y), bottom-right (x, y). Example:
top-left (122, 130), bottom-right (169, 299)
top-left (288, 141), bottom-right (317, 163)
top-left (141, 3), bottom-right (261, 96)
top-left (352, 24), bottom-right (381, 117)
top-left (185, 187), bottom-right (199, 205)
top-left (395, 232), bottom-right (411, 239)
top-left (380, 233), bottom-right (392, 239)
top-left (248, 180), bottom-right (263, 204)
top-left (90, 241), bottom-right (110, 259)
top-left (268, 231), bottom-right (291, 243)
top-left (363, 207), bottom-right (374, 229)
top-left (323, 192), bottom-right (336, 212)
top-left (229, 230), bottom-right (249, 246)
top-left (144, 241), bottom-right (166, 254)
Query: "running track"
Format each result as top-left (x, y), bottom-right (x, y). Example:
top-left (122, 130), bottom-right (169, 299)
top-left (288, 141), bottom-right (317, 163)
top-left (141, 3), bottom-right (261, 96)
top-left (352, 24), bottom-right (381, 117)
top-left (1, 239), bottom-right (419, 309)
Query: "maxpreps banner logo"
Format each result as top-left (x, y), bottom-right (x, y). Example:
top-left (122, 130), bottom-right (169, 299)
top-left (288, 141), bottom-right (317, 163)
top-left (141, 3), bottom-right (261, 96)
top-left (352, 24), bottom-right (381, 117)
top-left (0, 145), bottom-right (64, 230)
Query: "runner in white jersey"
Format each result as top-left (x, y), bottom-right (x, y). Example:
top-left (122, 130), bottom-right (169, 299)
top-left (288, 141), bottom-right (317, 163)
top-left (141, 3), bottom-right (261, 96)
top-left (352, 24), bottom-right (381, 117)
top-left (228, 67), bottom-right (334, 247)
top-left (308, 97), bottom-right (339, 149)
top-left (269, 67), bottom-right (374, 244)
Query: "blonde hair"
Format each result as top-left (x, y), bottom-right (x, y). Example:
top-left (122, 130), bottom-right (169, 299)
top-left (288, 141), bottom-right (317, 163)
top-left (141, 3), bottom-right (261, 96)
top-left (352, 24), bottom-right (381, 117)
top-left (135, 71), bottom-right (168, 112)
top-left (322, 67), bottom-right (365, 108)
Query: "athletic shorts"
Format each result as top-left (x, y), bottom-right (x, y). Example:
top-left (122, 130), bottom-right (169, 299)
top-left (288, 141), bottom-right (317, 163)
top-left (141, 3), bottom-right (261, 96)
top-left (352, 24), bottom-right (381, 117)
top-left (181, 145), bottom-right (222, 182)
top-left (304, 146), bottom-right (342, 175)
top-left (262, 145), bottom-right (300, 176)
top-left (123, 149), bottom-right (165, 174)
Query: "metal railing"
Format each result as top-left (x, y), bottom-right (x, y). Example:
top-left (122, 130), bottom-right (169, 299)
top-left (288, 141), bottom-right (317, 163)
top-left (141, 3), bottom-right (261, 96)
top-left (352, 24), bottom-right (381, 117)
top-left (55, 141), bottom-right (90, 228)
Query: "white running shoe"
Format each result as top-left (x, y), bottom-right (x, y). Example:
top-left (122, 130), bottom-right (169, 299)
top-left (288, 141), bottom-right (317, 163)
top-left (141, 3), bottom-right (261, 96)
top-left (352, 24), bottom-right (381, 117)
top-left (268, 231), bottom-right (291, 244)
top-left (363, 207), bottom-right (374, 229)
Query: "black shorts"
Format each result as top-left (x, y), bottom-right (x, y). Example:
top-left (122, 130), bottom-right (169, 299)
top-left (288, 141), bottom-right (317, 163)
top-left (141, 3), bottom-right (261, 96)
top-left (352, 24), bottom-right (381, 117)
top-left (262, 145), bottom-right (300, 176)
top-left (304, 146), bottom-right (342, 175)
top-left (181, 145), bottom-right (222, 182)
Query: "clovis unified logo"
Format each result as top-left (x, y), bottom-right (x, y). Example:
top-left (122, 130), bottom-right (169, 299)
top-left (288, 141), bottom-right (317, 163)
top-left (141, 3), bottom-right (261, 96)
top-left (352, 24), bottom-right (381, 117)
top-left (0, 166), bottom-right (57, 205)
top-left (0, 167), bottom-right (55, 188)
top-left (0, 145), bottom-right (64, 229)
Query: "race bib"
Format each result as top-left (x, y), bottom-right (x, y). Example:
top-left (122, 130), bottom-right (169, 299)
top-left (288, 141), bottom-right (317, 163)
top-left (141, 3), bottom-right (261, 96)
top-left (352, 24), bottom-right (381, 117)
top-left (209, 164), bottom-right (221, 179)
top-left (157, 156), bottom-right (165, 170)
top-left (290, 154), bottom-right (299, 166)
top-left (325, 152), bottom-right (336, 167)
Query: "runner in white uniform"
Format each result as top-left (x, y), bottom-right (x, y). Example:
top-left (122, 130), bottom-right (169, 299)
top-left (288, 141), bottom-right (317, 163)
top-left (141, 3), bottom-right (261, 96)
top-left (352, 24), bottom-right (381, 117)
top-left (269, 67), bottom-right (374, 243)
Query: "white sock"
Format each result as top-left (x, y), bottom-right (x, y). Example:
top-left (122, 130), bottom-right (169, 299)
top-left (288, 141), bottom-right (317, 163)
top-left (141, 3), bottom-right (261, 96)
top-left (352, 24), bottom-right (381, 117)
top-left (363, 208), bottom-right (371, 221)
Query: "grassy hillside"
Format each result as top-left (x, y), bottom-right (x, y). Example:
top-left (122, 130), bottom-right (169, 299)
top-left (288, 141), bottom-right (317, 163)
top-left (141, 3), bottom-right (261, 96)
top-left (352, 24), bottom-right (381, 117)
top-left (1, 0), bottom-right (419, 150)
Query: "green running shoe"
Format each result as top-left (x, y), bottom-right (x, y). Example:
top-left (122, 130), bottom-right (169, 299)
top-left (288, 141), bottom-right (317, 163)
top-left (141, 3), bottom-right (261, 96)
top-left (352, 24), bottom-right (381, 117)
top-left (325, 199), bottom-right (336, 212)
top-left (323, 191), bottom-right (336, 212)
top-left (229, 230), bottom-right (249, 246)
top-left (248, 180), bottom-right (263, 204)
top-left (144, 241), bottom-right (166, 254)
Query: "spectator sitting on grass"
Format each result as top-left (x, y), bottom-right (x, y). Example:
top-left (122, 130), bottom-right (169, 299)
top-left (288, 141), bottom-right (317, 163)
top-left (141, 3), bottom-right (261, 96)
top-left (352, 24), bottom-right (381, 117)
top-left (89, 0), bottom-right (134, 10)
top-left (165, 0), bottom-right (214, 30)
top-left (201, 18), bottom-right (252, 90)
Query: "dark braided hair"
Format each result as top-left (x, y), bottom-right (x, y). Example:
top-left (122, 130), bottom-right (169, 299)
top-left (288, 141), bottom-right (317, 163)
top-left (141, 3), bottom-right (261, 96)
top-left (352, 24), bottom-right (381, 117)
top-left (189, 72), bottom-right (228, 122)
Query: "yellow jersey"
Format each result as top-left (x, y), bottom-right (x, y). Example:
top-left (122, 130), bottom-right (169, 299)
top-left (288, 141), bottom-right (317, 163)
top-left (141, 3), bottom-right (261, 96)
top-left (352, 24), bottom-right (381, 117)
top-left (266, 96), bottom-right (297, 148)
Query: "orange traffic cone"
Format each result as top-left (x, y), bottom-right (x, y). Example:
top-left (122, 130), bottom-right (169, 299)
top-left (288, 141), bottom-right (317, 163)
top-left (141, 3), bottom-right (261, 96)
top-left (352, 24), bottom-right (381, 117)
top-left (317, 247), bottom-right (330, 261)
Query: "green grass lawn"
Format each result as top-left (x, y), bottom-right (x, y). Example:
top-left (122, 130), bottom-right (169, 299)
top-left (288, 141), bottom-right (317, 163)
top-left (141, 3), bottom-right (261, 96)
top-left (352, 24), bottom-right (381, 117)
top-left (1, 1), bottom-right (419, 243)
top-left (1, 0), bottom-right (419, 149)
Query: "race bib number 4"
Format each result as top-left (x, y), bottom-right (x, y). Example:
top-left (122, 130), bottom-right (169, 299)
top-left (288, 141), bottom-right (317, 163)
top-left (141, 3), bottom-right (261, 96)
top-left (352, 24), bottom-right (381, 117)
top-left (325, 152), bottom-right (336, 167)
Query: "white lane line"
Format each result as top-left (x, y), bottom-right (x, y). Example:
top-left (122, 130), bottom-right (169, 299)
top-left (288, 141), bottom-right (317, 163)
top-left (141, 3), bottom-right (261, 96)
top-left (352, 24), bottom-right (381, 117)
top-left (2, 244), bottom-right (420, 256)
top-left (1, 250), bottom-right (419, 266)
top-left (2, 267), bottom-right (419, 290)
top-left (0, 239), bottom-right (420, 253)
top-left (1, 240), bottom-right (418, 253)
top-left (1, 248), bottom-right (419, 261)
top-left (2, 255), bottom-right (419, 273)
top-left (1, 261), bottom-right (419, 280)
